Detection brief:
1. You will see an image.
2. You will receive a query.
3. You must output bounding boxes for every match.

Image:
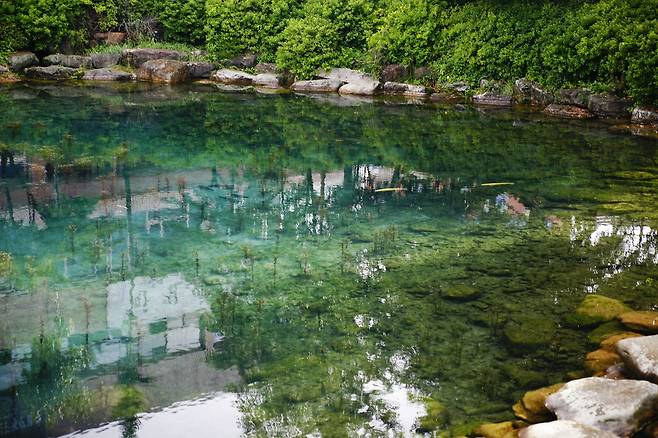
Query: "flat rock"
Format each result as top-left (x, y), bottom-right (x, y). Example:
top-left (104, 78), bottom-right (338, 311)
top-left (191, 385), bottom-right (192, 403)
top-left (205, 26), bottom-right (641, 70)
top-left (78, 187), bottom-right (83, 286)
top-left (473, 92), bottom-right (513, 106)
top-left (382, 81), bottom-right (428, 97)
top-left (9, 52), bottom-right (38, 72)
top-left (619, 311), bottom-right (658, 333)
top-left (519, 420), bottom-right (618, 438)
top-left (122, 48), bottom-right (183, 68)
top-left (600, 332), bottom-right (642, 351)
top-left (571, 295), bottom-right (631, 326)
top-left (545, 377), bottom-right (658, 437)
top-left (316, 68), bottom-right (375, 83)
top-left (42, 54), bottom-right (92, 69)
top-left (584, 348), bottom-right (622, 375)
top-left (617, 334), bottom-right (658, 382)
top-left (632, 107), bottom-right (658, 126)
top-left (291, 79), bottom-right (343, 93)
top-left (137, 60), bottom-right (189, 84)
top-left (513, 383), bottom-right (564, 423)
top-left (186, 62), bottom-right (214, 79)
top-left (588, 93), bottom-right (632, 118)
top-left (82, 68), bottom-right (133, 81)
top-left (430, 92), bottom-right (464, 103)
top-left (24, 66), bottom-right (78, 80)
top-left (338, 80), bottom-right (381, 96)
top-left (91, 53), bottom-right (121, 69)
top-left (253, 73), bottom-right (290, 89)
top-left (211, 69), bottom-right (255, 85)
top-left (544, 104), bottom-right (594, 119)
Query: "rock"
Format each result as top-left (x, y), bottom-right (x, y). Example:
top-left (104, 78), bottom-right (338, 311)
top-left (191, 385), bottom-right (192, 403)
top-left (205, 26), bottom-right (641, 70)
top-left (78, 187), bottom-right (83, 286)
top-left (570, 295), bottom-right (631, 327)
top-left (473, 92), bottom-right (513, 106)
top-left (584, 349), bottom-right (622, 375)
top-left (228, 54), bottom-right (257, 69)
top-left (430, 92), bottom-right (464, 103)
top-left (291, 79), bottom-right (343, 93)
top-left (91, 53), bottom-right (121, 69)
top-left (558, 88), bottom-right (591, 108)
top-left (473, 421), bottom-right (524, 438)
top-left (599, 332), bottom-right (642, 351)
top-left (544, 104), bottom-right (594, 119)
top-left (0, 71), bottom-right (20, 84)
top-left (519, 420), bottom-right (618, 438)
top-left (588, 321), bottom-right (629, 345)
top-left (545, 377), bottom-right (658, 437)
top-left (588, 93), bottom-right (632, 118)
top-left (211, 69), bottom-right (255, 85)
top-left (382, 82), bottom-right (429, 97)
top-left (122, 48), bottom-right (183, 68)
top-left (24, 66), bottom-right (78, 80)
top-left (136, 60), bottom-right (189, 84)
top-left (381, 64), bottom-right (407, 82)
top-left (513, 383), bottom-right (564, 423)
top-left (42, 54), bottom-right (92, 69)
top-left (0, 65), bottom-right (7, 73)
top-left (514, 78), bottom-right (554, 105)
top-left (616, 335), bottom-right (658, 383)
top-left (82, 68), bottom-right (133, 81)
top-left (631, 107), bottom-right (658, 126)
top-left (441, 284), bottom-right (480, 301)
top-left (186, 62), bottom-right (214, 79)
top-left (94, 32), bottom-right (126, 45)
top-left (504, 316), bottom-right (556, 350)
top-left (338, 80), bottom-right (381, 96)
top-left (253, 73), bottom-right (291, 89)
top-left (316, 68), bottom-right (375, 83)
top-left (413, 66), bottom-right (432, 79)
top-left (619, 311), bottom-right (658, 333)
top-left (446, 81), bottom-right (470, 93)
top-left (255, 62), bottom-right (276, 73)
top-left (9, 52), bottom-right (39, 72)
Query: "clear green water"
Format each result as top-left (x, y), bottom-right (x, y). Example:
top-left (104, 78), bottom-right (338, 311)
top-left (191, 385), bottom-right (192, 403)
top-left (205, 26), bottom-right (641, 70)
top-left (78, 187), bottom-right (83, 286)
top-left (0, 82), bottom-right (657, 437)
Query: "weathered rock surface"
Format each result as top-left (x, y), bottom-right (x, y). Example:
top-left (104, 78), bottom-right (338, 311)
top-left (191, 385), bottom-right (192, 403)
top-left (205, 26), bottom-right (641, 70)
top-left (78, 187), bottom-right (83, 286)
top-left (632, 107), bottom-right (658, 126)
top-left (291, 79), bottom-right (343, 93)
top-left (211, 69), bottom-right (255, 85)
top-left (545, 377), bottom-right (658, 437)
top-left (619, 311), bottom-right (658, 333)
top-left (42, 54), bottom-right (92, 69)
top-left (514, 78), bottom-right (554, 105)
top-left (186, 62), bottom-right (214, 79)
top-left (253, 73), bottom-right (291, 89)
top-left (504, 316), bottom-right (556, 349)
top-left (617, 335), bottom-right (658, 382)
top-left (382, 82), bottom-right (428, 97)
top-left (513, 383), bottom-right (564, 423)
top-left (588, 93), bottom-right (632, 118)
top-left (559, 88), bottom-right (591, 108)
top-left (228, 54), bottom-right (257, 69)
top-left (429, 92), bottom-right (464, 103)
top-left (446, 81), bottom-right (470, 93)
top-left (9, 52), bottom-right (39, 72)
top-left (136, 60), bottom-right (189, 84)
top-left (24, 66), bottom-right (78, 80)
top-left (338, 80), bottom-right (381, 96)
top-left (82, 68), bottom-right (133, 81)
top-left (91, 53), bottom-right (121, 69)
top-left (381, 64), bottom-right (407, 82)
top-left (600, 332), bottom-right (642, 351)
top-left (317, 68), bottom-right (375, 84)
top-left (519, 420), bottom-right (618, 438)
top-left (571, 295), bottom-right (631, 326)
top-left (544, 104), bottom-right (594, 119)
top-left (473, 420), bottom-right (524, 438)
top-left (584, 348), bottom-right (622, 375)
top-left (255, 62), bottom-right (276, 73)
top-left (473, 92), bottom-right (513, 106)
top-left (122, 48), bottom-right (183, 68)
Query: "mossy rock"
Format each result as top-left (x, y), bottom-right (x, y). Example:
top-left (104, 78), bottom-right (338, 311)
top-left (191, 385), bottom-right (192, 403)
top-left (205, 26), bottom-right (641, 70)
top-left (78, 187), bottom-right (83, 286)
top-left (503, 364), bottom-right (548, 388)
top-left (587, 320), bottom-right (628, 345)
top-left (619, 311), bottom-right (658, 333)
top-left (504, 316), bottom-right (556, 350)
top-left (567, 294), bottom-right (631, 327)
top-left (473, 420), bottom-right (525, 438)
top-left (442, 284), bottom-right (481, 301)
top-left (417, 398), bottom-right (447, 432)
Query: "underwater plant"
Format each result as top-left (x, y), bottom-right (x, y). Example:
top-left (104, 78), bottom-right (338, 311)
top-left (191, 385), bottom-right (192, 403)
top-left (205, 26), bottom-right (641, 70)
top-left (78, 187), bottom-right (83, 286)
top-left (0, 251), bottom-right (12, 277)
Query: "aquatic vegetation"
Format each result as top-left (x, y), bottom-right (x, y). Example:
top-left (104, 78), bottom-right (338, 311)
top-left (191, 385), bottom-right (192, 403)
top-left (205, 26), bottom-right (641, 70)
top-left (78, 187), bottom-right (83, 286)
top-left (0, 251), bottom-right (12, 277)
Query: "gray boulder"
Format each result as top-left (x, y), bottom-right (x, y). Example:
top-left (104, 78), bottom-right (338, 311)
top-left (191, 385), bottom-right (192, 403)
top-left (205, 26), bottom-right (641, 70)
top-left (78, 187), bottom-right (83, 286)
top-left (122, 48), bottom-right (183, 68)
top-left (544, 104), bottom-right (594, 119)
top-left (514, 78), bottom-right (554, 106)
top-left (446, 81), bottom-right (470, 93)
top-left (211, 69), bottom-right (255, 85)
top-left (9, 52), bottom-right (39, 72)
top-left (545, 377), bottom-right (658, 437)
top-left (316, 68), bottom-right (375, 84)
top-left (382, 82), bottom-right (428, 97)
top-left (617, 335), bottom-right (658, 383)
top-left (338, 80), bottom-right (381, 96)
top-left (82, 68), bottom-right (133, 81)
top-left (291, 79), bottom-right (343, 93)
top-left (473, 92), bottom-right (513, 106)
top-left (519, 420), bottom-right (618, 438)
top-left (253, 73), bottom-right (291, 89)
top-left (588, 93), bottom-right (632, 118)
top-left (186, 62), bottom-right (214, 79)
top-left (42, 54), bottom-right (92, 69)
top-left (559, 88), bottom-right (591, 108)
top-left (381, 64), bottom-right (407, 82)
top-left (91, 53), bottom-right (121, 69)
top-left (136, 59), bottom-right (189, 84)
top-left (631, 107), bottom-right (658, 126)
top-left (24, 66), bottom-right (78, 80)
top-left (228, 54), bottom-right (257, 69)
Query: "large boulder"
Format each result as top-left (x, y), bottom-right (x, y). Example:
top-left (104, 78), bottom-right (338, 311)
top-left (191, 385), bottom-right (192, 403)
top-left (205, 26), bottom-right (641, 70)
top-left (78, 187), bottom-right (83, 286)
top-left (253, 73), bottom-right (292, 89)
top-left (619, 311), bottom-right (658, 333)
top-left (514, 78), bottom-right (554, 106)
top-left (545, 377), bottom-right (658, 437)
top-left (382, 82), bottom-right (429, 97)
top-left (588, 93), bottom-right (632, 118)
top-left (544, 104), bottom-right (593, 119)
top-left (122, 48), bottom-right (183, 68)
top-left (137, 60), bottom-right (189, 84)
top-left (24, 66), bottom-right (78, 80)
top-left (82, 68), bottom-right (134, 81)
top-left (291, 79), bottom-right (343, 93)
top-left (91, 53), bottom-right (121, 69)
top-left (584, 349), bottom-right (622, 375)
top-left (381, 64), bottom-right (407, 82)
top-left (186, 62), bottom-right (214, 79)
top-left (338, 80), bottom-right (381, 96)
top-left (631, 107), bottom-right (658, 126)
top-left (558, 88), bottom-right (591, 108)
top-left (513, 383), bottom-right (564, 423)
top-left (42, 54), bottom-right (92, 69)
top-left (9, 52), bottom-right (38, 72)
top-left (228, 54), bottom-right (257, 69)
top-left (473, 92), bottom-right (513, 106)
top-left (519, 420), bottom-right (618, 438)
top-left (569, 295), bottom-right (631, 327)
top-left (617, 335), bottom-right (658, 382)
top-left (211, 69), bottom-right (255, 85)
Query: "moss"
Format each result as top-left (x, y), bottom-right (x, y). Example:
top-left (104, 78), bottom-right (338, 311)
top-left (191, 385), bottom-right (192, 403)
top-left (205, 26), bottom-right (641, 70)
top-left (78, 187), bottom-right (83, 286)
top-left (568, 295), bottom-right (632, 327)
top-left (503, 316), bottom-right (556, 350)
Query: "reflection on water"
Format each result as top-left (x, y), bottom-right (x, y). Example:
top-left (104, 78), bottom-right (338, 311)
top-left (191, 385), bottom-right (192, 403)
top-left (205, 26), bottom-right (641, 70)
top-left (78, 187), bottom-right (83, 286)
top-left (0, 82), bottom-right (657, 436)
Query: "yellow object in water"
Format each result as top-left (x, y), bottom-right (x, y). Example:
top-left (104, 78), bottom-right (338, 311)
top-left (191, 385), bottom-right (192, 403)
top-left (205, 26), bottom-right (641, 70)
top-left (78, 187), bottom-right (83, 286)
top-left (375, 187), bottom-right (407, 193)
top-left (481, 182), bottom-right (515, 187)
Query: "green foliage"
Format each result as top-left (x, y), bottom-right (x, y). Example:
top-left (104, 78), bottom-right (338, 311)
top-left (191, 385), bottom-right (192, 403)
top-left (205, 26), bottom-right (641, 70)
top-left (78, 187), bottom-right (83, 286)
top-left (157, 0), bottom-right (206, 45)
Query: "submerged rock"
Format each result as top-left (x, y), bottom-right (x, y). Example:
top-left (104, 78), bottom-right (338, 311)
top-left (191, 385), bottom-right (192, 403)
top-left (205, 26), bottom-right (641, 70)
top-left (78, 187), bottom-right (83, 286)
top-left (91, 53), bottom-right (121, 69)
top-left (122, 48), bottom-right (183, 68)
top-left (137, 59), bottom-right (189, 84)
top-left (473, 92), bottom-right (513, 106)
top-left (631, 107), bottom-right (658, 126)
top-left (291, 79), bottom-right (343, 93)
top-left (441, 284), bottom-right (480, 301)
top-left (544, 104), bottom-right (594, 119)
top-left (338, 80), bottom-right (381, 96)
top-left (588, 321), bottom-right (629, 345)
top-left (570, 295), bottom-right (631, 327)
top-left (82, 68), bottom-right (133, 81)
top-left (42, 54), bottom-right (92, 69)
top-left (545, 377), bottom-right (658, 437)
top-left (211, 69), bottom-right (255, 85)
top-left (519, 420), bottom-right (618, 438)
top-left (9, 52), bottom-right (38, 72)
top-left (584, 348), bottom-right (622, 375)
top-left (588, 93), bottom-right (632, 118)
top-left (382, 82), bottom-right (429, 97)
top-left (473, 420), bottom-right (524, 438)
top-left (24, 66), bottom-right (78, 80)
top-left (616, 334), bottom-right (658, 382)
top-left (504, 316), bottom-right (556, 350)
top-left (513, 383), bottom-right (564, 423)
top-left (619, 311), bottom-right (658, 333)
top-left (186, 62), bottom-right (214, 79)
top-left (514, 78), bottom-right (554, 105)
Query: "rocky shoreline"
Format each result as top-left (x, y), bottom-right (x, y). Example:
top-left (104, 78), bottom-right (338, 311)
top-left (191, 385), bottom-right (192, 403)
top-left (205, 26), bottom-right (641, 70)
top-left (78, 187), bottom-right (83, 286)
top-left (1, 49), bottom-right (658, 132)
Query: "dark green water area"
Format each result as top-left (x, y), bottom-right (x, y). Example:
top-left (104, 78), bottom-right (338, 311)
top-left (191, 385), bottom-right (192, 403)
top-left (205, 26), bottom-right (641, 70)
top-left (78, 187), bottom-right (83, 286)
top-left (0, 82), bottom-right (657, 437)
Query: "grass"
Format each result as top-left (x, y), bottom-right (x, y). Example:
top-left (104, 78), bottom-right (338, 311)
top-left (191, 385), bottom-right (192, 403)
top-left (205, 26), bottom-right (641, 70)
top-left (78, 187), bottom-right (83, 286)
top-left (86, 38), bottom-right (210, 62)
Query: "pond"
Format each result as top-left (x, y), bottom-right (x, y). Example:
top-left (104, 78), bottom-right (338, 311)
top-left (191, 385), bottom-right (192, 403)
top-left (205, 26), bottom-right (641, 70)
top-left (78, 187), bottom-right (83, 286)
top-left (0, 82), bottom-right (657, 437)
